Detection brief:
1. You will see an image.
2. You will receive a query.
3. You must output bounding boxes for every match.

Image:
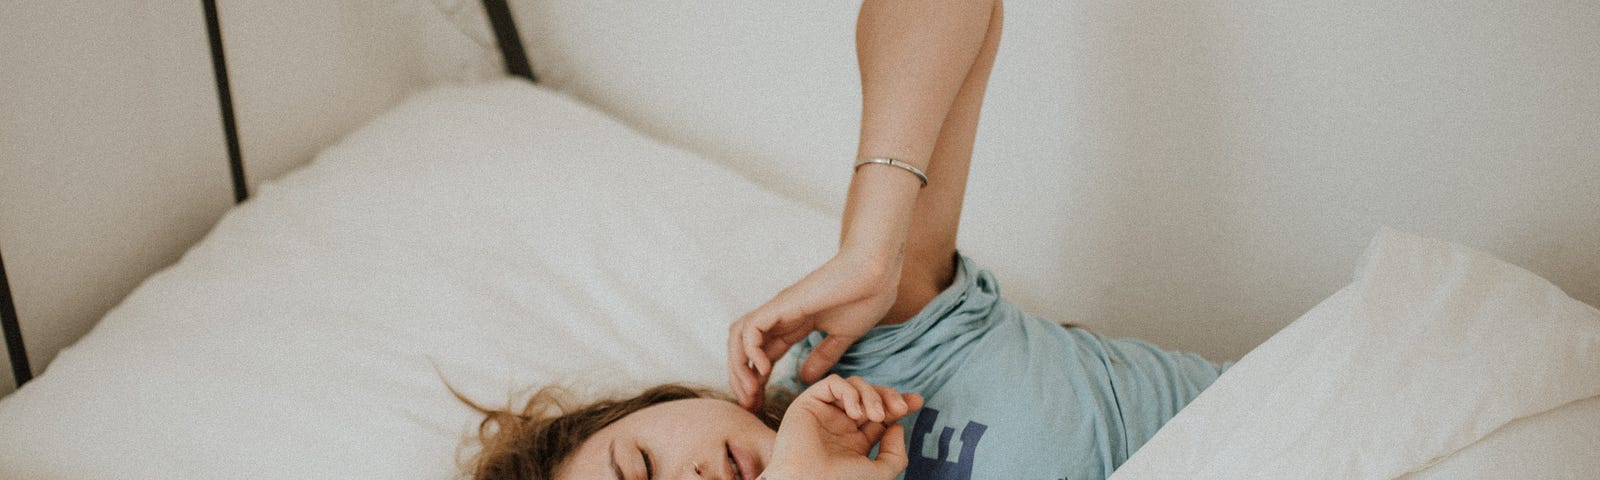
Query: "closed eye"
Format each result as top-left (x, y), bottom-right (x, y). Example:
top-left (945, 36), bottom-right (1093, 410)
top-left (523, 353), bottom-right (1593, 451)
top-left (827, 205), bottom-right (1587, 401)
top-left (640, 446), bottom-right (654, 480)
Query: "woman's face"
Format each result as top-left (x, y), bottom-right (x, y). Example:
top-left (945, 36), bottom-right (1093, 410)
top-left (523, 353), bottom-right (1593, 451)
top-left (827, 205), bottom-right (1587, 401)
top-left (559, 398), bottom-right (774, 480)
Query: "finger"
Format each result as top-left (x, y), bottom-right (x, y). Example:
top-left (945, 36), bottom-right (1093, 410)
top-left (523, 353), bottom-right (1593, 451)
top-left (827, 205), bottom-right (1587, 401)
top-left (746, 302), bottom-right (812, 379)
top-left (799, 334), bottom-right (856, 383)
top-left (732, 368), bottom-right (763, 412)
top-left (727, 320), bottom-right (753, 408)
top-left (861, 421), bottom-right (888, 444)
top-left (847, 376), bottom-right (885, 423)
top-left (727, 368), bottom-right (744, 409)
top-left (904, 393), bottom-right (924, 412)
top-left (875, 385), bottom-right (909, 420)
top-left (763, 339), bottom-right (792, 365)
top-left (741, 314), bottom-right (776, 377)
top-left (728, 319), bottom-right (769, 410)
top-left (823, 375), bottom-right (864, 421)
top-left (873, 424), bottom-right (910, 475)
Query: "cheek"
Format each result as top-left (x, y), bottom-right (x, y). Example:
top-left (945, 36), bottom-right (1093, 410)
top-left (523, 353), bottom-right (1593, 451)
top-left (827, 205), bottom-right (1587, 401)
top-left (726, 408), bottom-right (779, 444)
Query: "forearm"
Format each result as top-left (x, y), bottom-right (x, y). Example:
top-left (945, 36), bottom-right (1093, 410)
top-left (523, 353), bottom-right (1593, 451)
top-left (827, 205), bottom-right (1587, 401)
top-left (845, 0), bottom-right (1001, 323)
top-left (854, 0), bottom-right (995, 169)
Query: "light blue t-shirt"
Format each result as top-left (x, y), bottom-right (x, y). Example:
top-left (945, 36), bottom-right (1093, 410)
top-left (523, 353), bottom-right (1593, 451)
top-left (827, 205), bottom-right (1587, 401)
top-left (783, 255), bottom-right (1228, 480)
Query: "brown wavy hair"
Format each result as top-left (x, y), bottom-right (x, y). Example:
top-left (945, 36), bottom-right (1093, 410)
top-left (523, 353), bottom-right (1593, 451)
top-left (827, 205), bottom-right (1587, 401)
top-left (451, 384), bottom-right (794, 480)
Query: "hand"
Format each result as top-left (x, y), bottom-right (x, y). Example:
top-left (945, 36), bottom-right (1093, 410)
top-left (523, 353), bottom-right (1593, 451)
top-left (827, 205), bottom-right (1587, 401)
top-left (729, 249), bottom-right (902, 411)
top-left (763, 375), bottom-right (924, 480)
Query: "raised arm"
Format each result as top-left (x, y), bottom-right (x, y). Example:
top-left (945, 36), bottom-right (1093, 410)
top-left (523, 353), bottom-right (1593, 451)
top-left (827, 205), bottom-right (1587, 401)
top-left (859, 0), bottom-right (1002, 323)
top-left (730, 0), bottom-right (1003, 411)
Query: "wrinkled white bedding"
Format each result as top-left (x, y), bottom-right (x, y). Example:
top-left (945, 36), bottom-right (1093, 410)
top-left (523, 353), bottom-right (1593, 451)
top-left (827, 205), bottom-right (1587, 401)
top-left (0, 80), bottom-right (835, 479)
top-left (1112, 229), bottom-right (1600, 478)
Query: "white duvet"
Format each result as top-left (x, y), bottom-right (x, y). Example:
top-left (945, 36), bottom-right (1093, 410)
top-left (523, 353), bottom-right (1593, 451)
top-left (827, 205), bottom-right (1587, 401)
top-left (0, 80), bottom-right (835, 479)
top-left (0, 80), bottom-right (1594, 479)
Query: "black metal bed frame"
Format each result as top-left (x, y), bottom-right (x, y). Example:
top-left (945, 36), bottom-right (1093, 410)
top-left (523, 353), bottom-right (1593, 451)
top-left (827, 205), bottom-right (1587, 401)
top-left (0, 0), bottom-right (536, 390)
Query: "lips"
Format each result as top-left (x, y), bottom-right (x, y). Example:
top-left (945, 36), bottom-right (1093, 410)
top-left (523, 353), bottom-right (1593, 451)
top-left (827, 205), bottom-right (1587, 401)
top-left (727, 443), bottom-right (758, 480)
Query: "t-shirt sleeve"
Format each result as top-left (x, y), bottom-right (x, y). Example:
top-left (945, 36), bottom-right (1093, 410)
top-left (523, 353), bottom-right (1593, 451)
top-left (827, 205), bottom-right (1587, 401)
top-left (779, 254), bottom-right (1002, 392)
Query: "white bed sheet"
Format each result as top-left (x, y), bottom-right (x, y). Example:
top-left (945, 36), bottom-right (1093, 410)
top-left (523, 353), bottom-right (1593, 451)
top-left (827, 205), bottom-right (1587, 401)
top-left (0, 79), bottom-right (835, 479)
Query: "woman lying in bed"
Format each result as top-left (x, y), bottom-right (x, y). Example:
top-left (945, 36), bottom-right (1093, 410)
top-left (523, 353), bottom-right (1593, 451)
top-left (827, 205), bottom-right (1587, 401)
top-left (458, 0), bottom-right (1226, 478)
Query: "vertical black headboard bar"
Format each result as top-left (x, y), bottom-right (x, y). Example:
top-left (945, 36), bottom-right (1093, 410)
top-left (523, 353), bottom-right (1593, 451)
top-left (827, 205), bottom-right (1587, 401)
top-left (203, 0), bottom-right (250, 203)
top-left (1, 247), bottom-right (31, 388)
top-left (481, 0), bottom-right (536, 82)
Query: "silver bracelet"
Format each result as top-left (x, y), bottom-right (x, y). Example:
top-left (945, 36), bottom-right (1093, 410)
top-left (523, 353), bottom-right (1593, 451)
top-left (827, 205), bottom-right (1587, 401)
top-left (854, 157), bottom-right (929, 188)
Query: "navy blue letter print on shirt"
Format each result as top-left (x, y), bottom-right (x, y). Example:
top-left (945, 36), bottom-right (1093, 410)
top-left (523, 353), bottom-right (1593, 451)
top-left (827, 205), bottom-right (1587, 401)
top-left (905, 408), bottom-right (988, 480)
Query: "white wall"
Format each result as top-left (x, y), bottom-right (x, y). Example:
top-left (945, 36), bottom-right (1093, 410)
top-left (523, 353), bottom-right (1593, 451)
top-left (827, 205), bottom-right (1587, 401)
top-left (218, 0), bottom-right (494, 189)
top-left (516, 0), bottom-right (1600, 361)
top-left (0, 0), bottom-right (494, 396)
top-left (0, 2), bottom-right (233, 397)
top-left (1029, 1), bottom-right (1600, 359)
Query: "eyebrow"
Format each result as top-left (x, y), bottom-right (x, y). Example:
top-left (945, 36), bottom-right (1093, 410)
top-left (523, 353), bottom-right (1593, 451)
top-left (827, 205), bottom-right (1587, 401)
top-left (608, 439), bottom-right (624, 480)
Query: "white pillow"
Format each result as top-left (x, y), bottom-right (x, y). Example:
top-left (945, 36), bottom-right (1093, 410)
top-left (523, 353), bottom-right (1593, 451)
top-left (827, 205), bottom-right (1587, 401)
top-left (1110, 228), bottom-right (1600, 478)
top-left (1399, 395), bottom-right (1600, 479)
